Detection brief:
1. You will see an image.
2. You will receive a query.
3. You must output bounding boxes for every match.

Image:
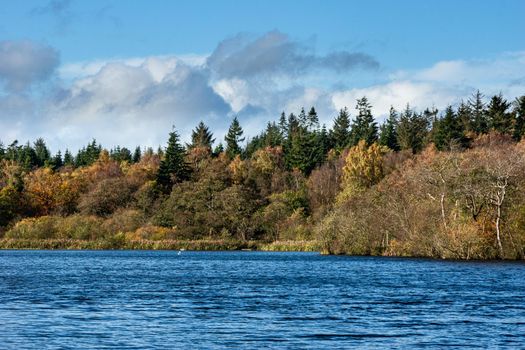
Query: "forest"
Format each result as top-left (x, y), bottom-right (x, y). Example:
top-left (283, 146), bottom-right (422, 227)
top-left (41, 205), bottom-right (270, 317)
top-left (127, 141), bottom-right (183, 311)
top-left (1, 92), bottom-right (525, 259)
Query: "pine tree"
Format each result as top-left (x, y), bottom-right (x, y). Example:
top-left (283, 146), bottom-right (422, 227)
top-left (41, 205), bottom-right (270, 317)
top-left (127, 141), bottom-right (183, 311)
top-left (0, 141), bottom-right (5, 160)
top-left (33, 138), bottom-right (50, 167)
top-left (513, 95), bottom-right (525, 141)
top-left (331, 107), bottom-right (351, 150)
top-left (63, 149), bottom-right (74, 166)
top-left (225, 117), bottom-right (245, 159)
top-left (156, 127), bottom-right (191, 193)
top-left (285, 110), bottom-right (323, 174)
top-left (51, 151), bottom-right (63, 170)
top-left (213, 143), bottom-right (224, 156)
top-left (189, 121), bottom-right (215, 149)
top-left (433, 106), bottom-right (467, 150)
top-left (132, 146), bottom-right (142, 163)
top-left (306, 107), bottom-right (319, 130)
top-left (350, 97), bottom-right (378, 146)
top-left (468, 90), bottom-right (488, 134)
top-left (397, 104), bottom-right (429, 153)
top-left (487, 93), bottom-right (513, 134)
top-left (457, 101), bottom-right (472, 132)
top-left (379, 106), bottom-right (399, 151)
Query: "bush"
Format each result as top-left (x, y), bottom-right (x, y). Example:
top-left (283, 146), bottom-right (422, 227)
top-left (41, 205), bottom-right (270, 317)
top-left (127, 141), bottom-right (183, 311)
top-left (5, 216), bottom-right (58, 239)
top-left (55, 215), bottom-right (107, 240)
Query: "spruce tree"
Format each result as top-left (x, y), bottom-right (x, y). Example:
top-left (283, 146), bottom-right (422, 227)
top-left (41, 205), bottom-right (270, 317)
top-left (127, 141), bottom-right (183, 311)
top-left (513, 96), bottom-right (525, 141)
top-left (331, 107), bottom-right (351, 150)
top-left (350, 96), bottom-right (378, 146)
top-left (63, 149), bottom-right (74, 166)
top-left (225, 117), bottom-right (245, 159)
top-left (468, 90), bottom-right (488, 134)
top-left (433, 106), bottom-right (466, 150)
top-left (132, 146), bottom-right (142, 163)
top-left (487, 93), bottom-right (513, 135)
top-left (379, 106), bottom-right (399, 151)
top-left (156, 127), bottom-right (190, 193)
top-left (457, 101), bottom-right (472, 132)
top-left (51, 151), bottom-right (63, 170)
top-left (0, 141), bottom-right (5, 160)
top-left (397, 104), bottom-right (429, 153)
top-left (33, 138), bottom-right (50, 167)
top-left (189, 121), bottom-right (215, 149)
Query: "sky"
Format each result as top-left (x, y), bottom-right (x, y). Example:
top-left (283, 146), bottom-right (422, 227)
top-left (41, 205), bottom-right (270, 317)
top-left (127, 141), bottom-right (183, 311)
top-left (0, 0), bottom-right (524, 152)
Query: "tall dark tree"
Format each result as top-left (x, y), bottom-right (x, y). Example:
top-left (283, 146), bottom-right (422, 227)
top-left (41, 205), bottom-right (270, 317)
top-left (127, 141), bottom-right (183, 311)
top-left (285, 111), bottom-right (323, 174)
top-left (433, 106), bottom-right (467, 150)
top-left (457, 101), bottom-right (472, 133)
top-left (189, 121), bottom-right (215, 149)
top-left (512, 96), bottom-right (525, 141)
top-left (33, 138), bottom-right (50, 167)
top-left (132, 146), bottom-right (142, 163)
top-left (156, 127), bottom-right (191, 193)
top-left (331, 107), bottom-right (351, 151)
top-left (468, 90), bottom-right (488, 134)
top-left (63, 149), bottom-right (74, 166)
top-left (225, 117), bottom-right (245, 159)
top-left (306, 107), bottom-right (319, 130)
top-left (397, 104), bottom-right (429, 153)
top-left (379, 106), bottom-right (400, 151)
top-left (76, 140), bottom-right (102, 167)
top-left (350, 97), bottom-right (378, 146)
top-left (51, 151), bottom-right (63, 170)
top-left (0, 141), bottom-right (5, 160)
top-left (487, 93), bottom-right (513, 134)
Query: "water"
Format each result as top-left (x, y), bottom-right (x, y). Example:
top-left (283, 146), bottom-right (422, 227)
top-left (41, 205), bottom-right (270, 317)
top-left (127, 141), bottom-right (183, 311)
top-left (0, 251), bottom-right (524, 349)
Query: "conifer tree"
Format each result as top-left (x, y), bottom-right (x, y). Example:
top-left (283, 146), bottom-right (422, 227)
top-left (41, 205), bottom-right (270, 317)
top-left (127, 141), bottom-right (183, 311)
top-left (189, 121), bottom-right (215, 149)
top-left (156, 127), bottom-right (190, 193)
top-left (397, 104), bottom-right (429, 153)
top-left (0, 141), bottom-right (5, 160)
top-left (433, 106), bottom-right (466, 150)
top-left (331, 107), bottom-right (351, 150)
top-left (379, 106), bottom-right (400, 151)
top-left (225, 117), bottom-right (245, 159)
top-left (132, 146), bottom-right (142, 163)
top-left (487, 93), bottom-right (513, 134)
top-left (468, 90), bottom-right (488, 134)
top-left (350, 97), bottom-right (378, 146)
top-left (63, 149), bottom-right (74, 166)
top-left (513, 96), bottom-right (525, 141)
top-left (457, 101), bottom-right (472, 132)
top-left (51, 151), bottom-right (63, 170)
top-left (33, 138), bottom-right (50, 167)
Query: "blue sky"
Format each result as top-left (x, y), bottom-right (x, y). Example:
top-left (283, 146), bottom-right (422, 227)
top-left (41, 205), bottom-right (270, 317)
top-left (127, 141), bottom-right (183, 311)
top-left (0, 0), bottom-right (524, 151)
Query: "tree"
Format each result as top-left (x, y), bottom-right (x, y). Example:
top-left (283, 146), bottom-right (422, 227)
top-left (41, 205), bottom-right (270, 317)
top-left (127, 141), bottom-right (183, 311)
top-left (350, 97), bottom-right (378, 146)
top-left (51, 151), bottom-right (63, 170)
top-left (225, 117), bottom-right (245, 159)
top-left (33, 138), bottom-right (50, 167)
top-left (487, 93), bottom-right (513, 134)
top-left (63, 149), bottom-right (74, 166)
top-left (468, 90), bottom-right (488, 134)
top-left (433, 106), bottom-right (467, 150)
top-left (379, 107), bottom-right (399, 151)
top-left (397, 104), bottom-right (429, 153)
top-left (156, 127), bottom-right (191, 193)
top-left (512, 96), bottom-right (525, 141)
top-left (132, 146), bottom-right (142, 163)
top-left (331, 107), bottom-right (351, 151)
top-left (189, 121), bottom-right (215, 150)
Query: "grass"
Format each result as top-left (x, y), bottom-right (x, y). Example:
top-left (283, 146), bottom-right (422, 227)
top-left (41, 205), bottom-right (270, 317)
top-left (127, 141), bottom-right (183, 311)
top-left (0, 238), bottom-right (321, 252)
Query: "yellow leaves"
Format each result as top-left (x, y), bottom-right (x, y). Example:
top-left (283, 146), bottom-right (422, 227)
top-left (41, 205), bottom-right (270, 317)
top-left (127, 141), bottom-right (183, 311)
top-left (228, 155), bottom-right (246, 184)
top-left (342, 140), bottom-right (390, 190)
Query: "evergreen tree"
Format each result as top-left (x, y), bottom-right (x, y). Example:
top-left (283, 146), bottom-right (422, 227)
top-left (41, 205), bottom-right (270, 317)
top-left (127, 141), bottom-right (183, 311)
top-left (457, 101), bottom-right (472, 132)
top-left (33, 138), bottom-right (50, 167)
top-left (51, 151), bottom-right (63, 170)
top-left (76, 140), bottom-right (102, 167)
top-left (468, 90), bottom-right (488, 134)
top-left (132, 146), bottom-right (142, 163)
top-left (225, 117), bottom-right (245, 159)
top-left (278, 112), bottom-right (288, 139)
top-left (0, 141), bottom-right (5, 160)
top-left (189, 121), bottom-right (215, 149)
top-left (156, 127), bottom-right (191, 193)
top-left (63, 149), bottom-right (74, 166)
top-left (513, 96), bottom-right (525, 141)
top-left (213, 143), bottom-right (224, 156)
top-left (20, 142), bottom-right (38, 169)
top-left (379, 106), bottom-right (399, 151)
top-left (487, 93), bottom-right (513, 134)
top-left (285, 111), bottom-right (323, 174)
top-left (306, 107), bottom-right (319, 130)
top-left (397, 104), bottom-right (429, 153)
top-left (331, 107), bottom-right (351, 150)
top-left (350, 97), bottom-right (378, 146)
top-left (433, 106), bottom-right (467, 150)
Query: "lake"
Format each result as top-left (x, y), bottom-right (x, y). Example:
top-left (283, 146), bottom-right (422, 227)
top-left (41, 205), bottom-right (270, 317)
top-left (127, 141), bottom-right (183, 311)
top-left (0, 251), bottom-right (524, 349)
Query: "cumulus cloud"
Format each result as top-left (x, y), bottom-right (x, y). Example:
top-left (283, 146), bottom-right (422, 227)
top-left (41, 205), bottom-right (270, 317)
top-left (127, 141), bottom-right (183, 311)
top-left (0, 40), bottom-right (59, 92)
top-left (207, 30), bottom-right (379, 79)
top-left (1, 33), bottom-right (524, 153)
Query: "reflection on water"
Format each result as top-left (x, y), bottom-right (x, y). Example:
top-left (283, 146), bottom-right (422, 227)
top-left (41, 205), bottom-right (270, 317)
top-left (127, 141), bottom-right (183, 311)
top-left (0, 251), bottom-right (524, 349)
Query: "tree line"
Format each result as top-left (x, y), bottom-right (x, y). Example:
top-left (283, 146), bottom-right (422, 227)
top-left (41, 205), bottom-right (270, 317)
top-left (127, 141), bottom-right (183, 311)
top-left (1, 91), bottom-right (525, 258)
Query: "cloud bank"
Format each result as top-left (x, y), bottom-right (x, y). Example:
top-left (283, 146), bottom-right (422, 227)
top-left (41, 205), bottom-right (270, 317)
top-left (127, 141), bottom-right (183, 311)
top-left (0, 31), bottom-right (524, 153)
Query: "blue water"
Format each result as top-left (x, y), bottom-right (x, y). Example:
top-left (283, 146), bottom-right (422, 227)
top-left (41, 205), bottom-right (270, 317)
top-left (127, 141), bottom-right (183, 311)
top-left (0, 251), bottom-right (524, 349)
